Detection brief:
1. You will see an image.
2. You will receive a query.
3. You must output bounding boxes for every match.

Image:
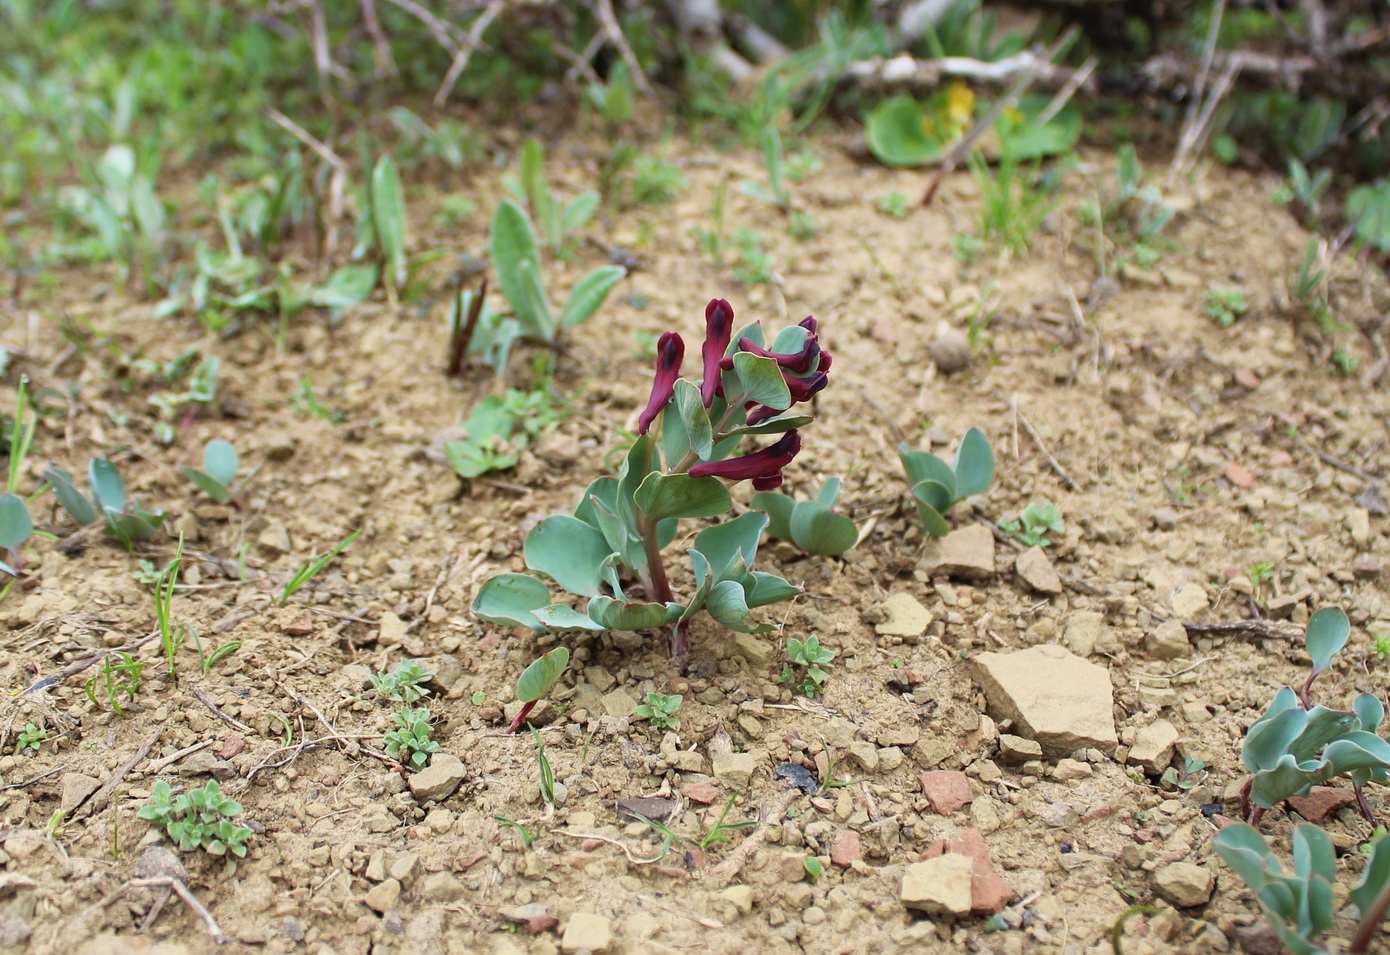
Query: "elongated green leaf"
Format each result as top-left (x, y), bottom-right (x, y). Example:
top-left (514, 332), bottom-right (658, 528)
top-left (203, 440), bottom-right (238, 486)
top-left (489, 199), bottom-right (549, 336)
top-left (524, 515), bottom-right (612, 598)
top-left (472, 574), bottom-right (549, 630)
top-left (616, 434), bottom-right (657, 531)
top-left (183, 469), bottom-right (231, 501)
top-left (518, 259), bottom-right (553, 339)
top-left (705, 579), bottom-right (771, 633)
top-left (899, 448), bottom-right (957, 502)
top-left (0, 494), bottom-right (32, 550)
top-left (517, 647), bottom-right (570, 702)
top-left (371, 156), bottom-right (407, 293)
top-left (1243, 707), bottom-right (1311, 773)
top-left (586, 596), bottom-right (682, 630)
top-left (790, 500), bottom-right (857, 556)
top-left (584, 495), bottom-right (642, 572)
top-left (730, 353), bottom-right (792, 411)
top-left (695, 512), bottom-right (768, 580)
top-left (574, 477), bottom-right (619, 529)
top-left (44, 466), bottom-right (96, 525)
top-left (634, 472), bottom-right (730, 523)
top-left (1214, 823), bottom-right (1282, 889)
top-left (953, 429), bottom-right (995, 498)
top-left (722, 413), bottom-right (814, 439)
top-left (1305, 607), bottom-right (1350, 673)
top-left (750, 491), bottom-right (794, 541)
top-left (1291, 825), bottom-right (1336, 884)
top-left (912, 497), bottom-right (951, 539)
top-left (817, 478), bottom-right (841, 508)
top-left (672, 379), bottom-right (712, 460)
top-left (1351, 831), bottom-right (1390, 918)
top-left (1354, 692), bottom-right (1385, 734)
top-left (559, 265), bottom-right (625, 328)
top-left (561, 191), bottom-right (600, 235)
top-left (680, 550), bottom-right (714, 624)
top-left (310, 264), bottom-right (378, 309)
top-left (744, 571), bottom-right (800, 608)
top-left (89, 458), bottom-right (125, 513)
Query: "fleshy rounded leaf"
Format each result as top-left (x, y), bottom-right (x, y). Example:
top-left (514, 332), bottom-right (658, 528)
top-left (202, 440), bottom-right (239, 486)
top-left (745, 571), bottom-right (800, 608)
top-left (0, 494), bottom-right (32, 550)
top-left (516, 647), bottom-right (570, 703)
top-left (694, 512), bottom-right (768, 580)
top-left (472, 574), bottom-right (550, 630)
top-left (1353, 692), bottom-right (1386, 734)
top-left (1351, 830), bottom-right (1390, 917)
top-left (1305, 607), bottom-right (1350, 673)
top-left (789, 500), bottom-right (857, 556)
top-left (586, 596), bottom-right (683, 630)
top-left (633, 472), bottom-right (731, 523)
top-left (953, 429), bottom-right (995, 499)
top-left (910, 484), bottom-right (953, 538)
top-left (730, 353), bottom-right (792, 411)
top-left (524, 515), bottom-right (612, 597)
top-left (89, 458), bottom-right (125, 513)
top-left (44, 466), bottom-right (97, 526)
top-left (750, 491), bottom-right (794, 541)
top-left (705, 578), bottom-right (772, 633)
top-left (1243, 707), bottom-right (1310, 773)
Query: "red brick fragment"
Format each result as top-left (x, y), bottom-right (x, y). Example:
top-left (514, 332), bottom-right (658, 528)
top-left (918, 770), bottom-right (973, 814)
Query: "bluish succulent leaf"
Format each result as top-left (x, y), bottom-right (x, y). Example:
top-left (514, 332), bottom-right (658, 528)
top-left (1214, 823), bottom-right (1282, 888)
top-left (1243, 706), bottom-right (1311, 773)
top-left (634, 472), bottom-right (730, 523)
top-left (472, 574), bottom-right (550, 630)
top-left (516, 647), bottom-right (570, 703)
top-left (750, 491), bottom-right (794, 541)
top-left (0, 494), bottom-right (32, 550)
top-left (910, 483), bottom-right (954, 538)
top-left (1351, 831), bottom-right (1390, 918)
top-left (671, 379), bottom-right (713, 461)
top-left (1250, 754), bottom-right (1321, 808)
top-left (1353, 692), bottom-right (1386, 734)
top-left (953, 428), bottom-right (995, 498)
top-left (789, 500), bottom-right (857, 556)
top-left (744, 571), bottom-right (800, 608)
top-left (730, 353), bottom-right (792, 411)
top-left (1305, 607), bottom-right (1350, 673)
top-left (1287, 706), bottom-right (1362, 763)
top-left (44, 466), bottom-right (97, 526)
top-left (721, 413), bottom-right (814, 439)
top-left (202, 440), bottom-right (239, 486)
top-left (705, 578), bottom-right (771, 633)
top-left (817, 478), bottom-right (841, 508)
top-left (695, 512), bottom-right (768, 580)
top-left (183, 468), bottom-right (231, 501)
top-left (89, 458), bottom-right (126, 513)
top-left (585, 595), bottom-right (682, 630)
top-left (524, 515), bottom-right (612, 598)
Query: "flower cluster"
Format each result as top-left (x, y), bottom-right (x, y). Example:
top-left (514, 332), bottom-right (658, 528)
top-left (637, 299), bottom-right (831, 490)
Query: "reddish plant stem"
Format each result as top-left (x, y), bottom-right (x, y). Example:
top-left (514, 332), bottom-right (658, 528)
top-left (1355, 783), bottom-right (1379, 826)
top-left (506, 701), bottom-right (535, 734)
top-left (1350, 875), bottom-right (1390, 954)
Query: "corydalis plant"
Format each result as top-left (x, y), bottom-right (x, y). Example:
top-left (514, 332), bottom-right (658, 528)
top-left (474, 299), bottom-right (831, 664)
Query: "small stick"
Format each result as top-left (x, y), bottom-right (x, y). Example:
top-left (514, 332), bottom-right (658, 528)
top-left (1016, 408), bottom-right (1080, 491)
top-left (1162, 655), bottom-right (1220, 678)
top-left (1182, 620), bottom-right (1302, 641)
top-left (0, 767), bottom-right (63, 792)
top-left (434, 2), bottom-right (503, 107)
top-left (146, 739), bottom-right (216, 775)
top-left (129, 877), bottom-right (226, 944)
top-left (635, 893), bottom-right (724, 930)
top-left (191, 684), bottom-right (254, 734)
top-left (74, 727), bottom-right (164, 817)
top-left (552, 829), bottom-right (668, 865)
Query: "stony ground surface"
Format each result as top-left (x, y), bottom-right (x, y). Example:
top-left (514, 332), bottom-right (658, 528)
top-left (1, 122), bottom-right (1389, 954)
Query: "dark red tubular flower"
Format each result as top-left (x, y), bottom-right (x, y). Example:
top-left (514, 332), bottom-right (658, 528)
top-left (785, 370), bottom-right (829, 402)
top-left (799, 316), bottom-right (817, 334)
top-left (701, 299), bottom-right (734, 407)
top-left (689, 431), bottom-right (801, 485)
top-left (637, 332), bottom-right (684, 435)
top-left (722, 336), bottom-right (821, 374)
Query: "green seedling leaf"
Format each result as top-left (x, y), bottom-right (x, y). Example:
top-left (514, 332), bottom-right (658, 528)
top-left (89, 458), bottom-right (126, 513)
top-left (721, 413), bottom-right (815, 439)
top-left (730, 353), bottom-right (792, 411)
top-left (1347, 181), bottom-right (1390, 253)
top-left (744, 571), bottom-right (800, 608)
top-left (634, 473), bottom-right (730, 523)
top-left (586, 596), bottom-right (683, 630)
top-left (1351, 831), bottom-right (1390, 918)
top-left (865, 95), bottom-right (948, 168)
top-left (817, 478), bottom-right (841, 508)
top-left (1000, 97), bottom-right (1083, 161)
top-left (490, 199), bottom-right (551, 338)
top-left (750, 491), bottom-right (794, 541)
top-left (516, 647), bottom-right (570, 703)
top-left (524, 515), bottom-right (611, 598)
top-left (202, 440), bottom-right (238, 487)
top-left (789, 500), bottom-right (857, 556)
top-left (559, 265), bottom-right (626, 328)
top-left (532, 605), bottom-right (606, 630)
top-left (561, 191), bottom-right (600, 236)
top-left (1243, 707), bottom-right (1311, 773)
top-left (672, 379), bottom-right (712, 461)
top-left (899, 447), bottom-right (957, 502)
top-left (183, 469), bottom-right (230, 501)
top-left (472, 574), bottom-right (550, 630)
top-left (1354, 692), bottom-right (1386, 734)
top-left (910, 483), bottom-right (953, 538)
top-left (705, 578), bottom-right (772, 633)
top-left (953, 428), bottom-right (995, 498)
top-left (372, 156), bottom-right (407, 293)
top-left (694, 512), bottom-right (768, 580)
top-left (1305, 607), bottom-right (1350, 673)
top-left (0, 494), bottom-right (32, 550)
top-left (310, 264), bottom-right (378, 309)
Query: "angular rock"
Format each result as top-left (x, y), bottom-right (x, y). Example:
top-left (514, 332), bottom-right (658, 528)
top-left (1053, 758), bottom-right (1092, 781)
top-left (1128, 720), bottom-right (1179, 774)
top-left (617, 797), bottom-right (677, 823)
top-left (421, 871), bottom-right (465, 901)
top-left (378, 611), bottom-right (408, 644)
top-left (830, 830), bottom-right (861, 868)
top-left (1064, 611), bottom-right (1107, 657)
top-left (712, 753), bottom-right (758, 789)
top-left (847, 741), bottom-right (879, 773)
top-left (1153, 862), bottom-right (1215, 908)
top-left (872, 593), bottom-right (934, 638)
top-left (718, 885), bottom-right (754, 916)
top-left (919, 524), bottom-right (995, 580)
top-left (1169, 583), bottom-right (1209, 618)
top-left (919, 771), bottom-right (973, 814)
top-left (1147, 619), bottom-right (1190, 661)
top-left (1288, 786), bottom-right (1357, 823)
top-left (561, 912), bottom-right (612, 952)
top-left (59, 773), bottom-right (101, 816)
top-left (600, 688), bottom-right (636, 718)
top-left (901, 854), bottom-right (974, 917)
top-left (681, 782), bottom-right (720, 804)
top-left (922, 828), bottom-right (1013, 915)
top-left (408, 754), bottom-right (467, 802)
top-left (999, 734), bottom-right (1043, 765)
top-left (364, 878), bottom-right (401, 914)
top-left (732, 633), bottom-right (774, 669)
top-left (973, 645), bottom-right (1118, 758)
top-left (1015, 547), bottom-right (1062, 595)
top-left (257, 522), bottom-right (292, 555)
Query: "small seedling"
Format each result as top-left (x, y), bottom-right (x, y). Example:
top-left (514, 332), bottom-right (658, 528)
top-left (495, 816), bottom-right (542, 850)
top-left (445, 387), bottom-right (559, 479)
top-left (1000, 500), bottom-right (1064, 548)
top-left (875, 191), bottom-right (909, 219)
top-left (471, 690), bottom-right (486, 706)
top-left (289, 375), bottom-right (345, 423)
top-left (804, 855), bottom-right (824, 883)
top-left (788, 210), bottom-right (817, 242)
top-left (154, 535), bottom-right (185, 684)
top-left (820, 745), bottom-right (853, 790)
top-left (969, 149), bottom-right (1057, 258)
top-left (1214, 822), bottom-right (1390, 954)
top-left (382, 706), bottom-right (439, 770)
top-left (1247, 561), bottom-right (1276, 595)
top-left (1161, 755), bottom-right (1207, 791)
top-left (503, 140), bottom-right (601, 258)
top-left (732, 230), bottom-right (775, 285)
top-left (1374, 633), bottom-right (1390, 661)
top-left (625, 811), bottom-right (681, 862)
top-left (627, 155), bottom-right (685, 206)
top-left (699, 792), bottom-right (756, 849)
top-left (1239, 608), bottom-right (1390, 827)
top-left (137, 779), bottom-right (252, 857)
top-left (692, 179), bottom-right (728, 266)
top-left (184, 439), bottom-right (248, 503)
top-left (84, 651), bottom-right (145, 715)
top-left (634, 692), bottom-right (682, 731)
top-left (781, 635), bottom-right (835, 699)
top-left (752, 477), bottom-right (857, 557)
top-left (1332, 349), bottom-right (1358, 376)
top-left (739, 127), bottom-right (790, 211)
top-left (531, 725), bottom-right (555, 805)
top-left (507, 647), bottom-right (569, 734)
top-left (1205, 287), bottom-right (1248, 328)
top-left (371, 155), bottom-right (408, 300)
top-left (44, 458), bottom-right (166, 550)
top-left (278, 528), bottom-right (361, 604)
top-left (16, 723), bottom-right (45, 753)
top-left (371, 659), bottom-right (434, 704)
top-left (586, 62), bottom-right (634, 140)
top-left (899, 429), bottom-right (995, 538)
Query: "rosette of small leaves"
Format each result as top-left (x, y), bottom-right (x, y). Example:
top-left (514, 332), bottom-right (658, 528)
top-left (634, 692), bottom-right (682, 731)
top-left (751, 478), bottom-right (858, 557)
top-left (383, 706), bottom-right (440, 769)
top-left (44, 459), bottom-right (165, 549)
top-left (472, 305), bottom-right (828, 665)
top-left (1214, 822), bottom-right (1390, 955)
top-left (137, 780), bottom-right (252, 857)
top-left (1240, 608), bottom-right (1390, 825)
top-left (780, 635), bottom-right (834, 699)
top-left (371, 659), bottom-right (433, 704)
top-left (899, 429), bottom-right (995, 538)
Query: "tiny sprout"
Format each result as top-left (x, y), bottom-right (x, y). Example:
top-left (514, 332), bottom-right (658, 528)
top-left (508, 647), bottom-right (570, 734)
top-left (1000, 500), bottom-right (1064, 548)
top-left (804, 855), bottom-right (824, 883)
top-left (371, 659), bottom-right (434, 704)
top-left (634, 692), bottom-right (683, 732)
top-left (471, 690), bottom-right (486, 706)
top-left (382, 707), bottom-right (440, 770)
top-left (781, 635), bottom-right (835, 699)
top-left (16, 722), bottom-right (45, 753)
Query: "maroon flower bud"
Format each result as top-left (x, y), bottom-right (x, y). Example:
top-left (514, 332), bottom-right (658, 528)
top-left (752, 473), bottom-right (785, 491)
top-left (799, 316), bottom-right (817, 334)
top-left (785, 370), bottom-right (828, 402)
top-left (724, 336), bottom-right (821, 374)
top-left (701, 299), bottom-right (734, 407)
top-left (637, 332), bottom-right (684, 435)
top-left (689, 431), bottom-right (801, 486)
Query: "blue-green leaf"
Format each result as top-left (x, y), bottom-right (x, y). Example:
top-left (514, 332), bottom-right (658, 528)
top-left (489, 199), bottom-right (550, 337)
top-left (89, 458), bottom-right (126, 513)
top-left (789, 500), bottom-right (857, 556)
top-left (750, 491), bottom-right (794, 541)
top-left (517, 647), bottom-right (570, 703)
top-left (1351, 832), bottom-right (1390, 918)
top-left (586, 595), bottom-right (682, 630)
top-left (472, 574), bottom-right (550, 630)
top-left (202, 440), bottom-right (239, 486)
top-left (911, 482), bottom-right (954, 537)
top-left (721, 413), bottom-right (814, 439)
top-left (953, 429), bottom-right (995, 498)
top-left (817, 478), bottom-right (841, 508)
top-left (634, 472), bottom-right (730, 523)
top-left (730, 353), bottom-right (792, 411)
top-left (705, 578), bottom-right (771, 633)
top-left (44, 466), bottom-right (97, 526)
top-left (524, 515), bottom-right (612, 597)
top-left (1305, 607), bottom-right (1350, 673)
top-left (671, 379), bottom-right (712, 461)
top-left (561, 191), bottom-right (600, 236)
top-left (744, 571), bottom-right (800, 608)
top-left (695, 512), bottom-right (768, 580)
top-left (1243, 707), bottom-right (1311, 773)
top-left (0, 494), bottom-right (32, 550)
top-left (559, 264), bottom-right (625, 328)
top-left (1353, 693), bottom-right (1385, 734)
top-left (183, 469), bottom-right (230, 501)
top-left (900, 448), bottom-right (957, 502)
top-left (371, 156), bottom-right (407, 293)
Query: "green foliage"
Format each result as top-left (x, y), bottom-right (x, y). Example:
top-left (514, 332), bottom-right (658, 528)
top-left (59, 144), bottom-right (166, 294)
top-left (444, 387), bottom-right (559, 479)
top-left (183, 439), bottom-right (240, 502)
top-left (289, 375), bottom-right (344, 423)
top-left (387, 108), bottom-right (481, 171)
top-left (634, 692), bottom-right (682, 731)
top-left (1289, 238), bottom-right (1336, 334)
top-left (495, 816), bottom-right (543, 850)
top-left (752, 478), bottom-right (858, 556)
top-left (587, 63), bottom-right (635, 137)
top-left (1079, 145), bottom-right (1174, 274)
top-left (699, 792), bottom-right (756, 850)
top-left (866, 92), bottom-right (1079, 169)
top-left (1205, 288), bottom-right (1249, 328)
top-left (899, 428), bottom-right (995, 538)
top-left (504, 140), bottom-right (601, 258)
top-left (516, 647), bottom-right (570, 705)
top-left (1247, 561), bottom-right (1276, 595)
top-left (969, 149), bottom-right (1057, 258)
top-left (804, 855), bottom-right (824, 884)
top-left (382, 706), bottom-right (439, 770)
top-left (44, 459), bottom-right (165, 550)
top-left (739, 127), bottom-right (790, 210)
top-left (16, 722), bottom-right (45, 753)
top-left (780, 634), bottom-right (835, 698)
top-left (531, 725), bottom-right (555, 805)
top-left (154, 536), bottom-right (184, 683)
top-left (1214, 822), bottom-right (1390, 955)
top-left (279, 528), bottom-right (361, 604)
top-left (1346, 180), bottom-right (1390, 254)
top-left (626, 154), bottom-right (686, 206)
top-left (1000, 500), bottom-right (1064, 548)
top-left (371, 659), bottom-right (434, 704)
top-left (1375, 633), bottom-right (1390, 661)
top-left (875, 191), bottom-right (910, 219)
top-left (371, 155), bottom-right (408, 298)
top-left (137, 780), bottom-right (251, 857)
top-left (733, 229), bottom-right (775, 285)
top-left (1275, 159), bottom-right (1331, 214)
